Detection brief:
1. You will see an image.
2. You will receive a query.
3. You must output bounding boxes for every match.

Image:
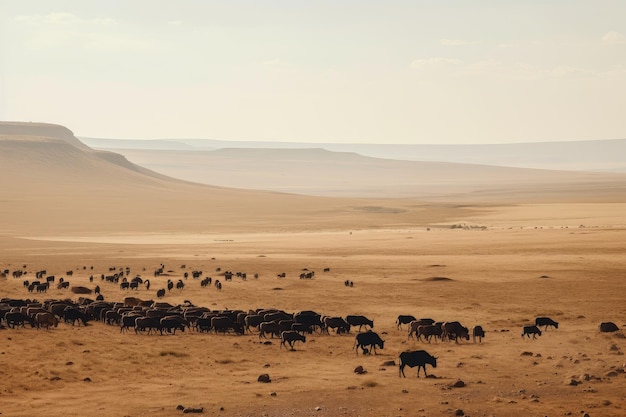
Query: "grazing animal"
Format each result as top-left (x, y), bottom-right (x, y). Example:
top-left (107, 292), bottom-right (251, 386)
top-left (5, 312), bottom-right (34, 328)
top-left (396, 315), bottom-right (417, 329)
top-left (522, 325), bottom-right (542, 339)
top-left (259, 321), bottom-right (285, 339)
top-left (176, 280), bottom-right (185, 290)
top-left (346, 315), bottom-right (374, 332)
top-left (472, 325), bottom-right (485, 343)
top-left (535, 317), bottom-right (558, 330)
top-left (156, 288), bottom-right (166, 298)
top-left (63, 308), bottom-right (89, 326)
top-left (160, 316), bottom-right (186, 335)
top-left (399, 350), bottom-right (438, 378)
top-left (135, 317), bottom-right (161, 335)
top-left (323, 316), bottom-right (350, 334)
top-left (35, 312), bottom-right (59, 330)
top-left (354, 331), bottom-right (384, 355)
top-left (416, 324), bottom-right (443, 343)
top-left (408, 319), bottom-right (436, 340)
top-left (442, 321), bottom-right (470, 343)
top-left (280, 330), bottom-right (306, 350)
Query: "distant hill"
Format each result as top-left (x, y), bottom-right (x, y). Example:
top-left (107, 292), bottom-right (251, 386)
top-left (82, 137), bottom-right (626, 172)
top-left (0, 122), bottom-right (445, 236)
top-left (87, 146), bottom-right (626, 200)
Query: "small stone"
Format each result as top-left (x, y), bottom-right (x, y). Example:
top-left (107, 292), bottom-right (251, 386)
top-left (402, 389), bottom-right (409, 394)
top-left (451, 380), bottom-right (465, 388)
top-left (455, 409), bottom-right (465, 416)
top-left (65, 361), bottom-right (73, 366)
top-left (566, 379), bottom-right (580, 386)
top-left (270, 392), bottom-right (277, 397)
top-left (176, 405), bottom-right (185, 410)
top-left (258, 374), bottom-right (271, 383)
top-left (83, 377), bottom-right (91, 382)
top-left (354, 366), bottom-right (367, 374)
top-left (315, 406), bottom-right (322, 411)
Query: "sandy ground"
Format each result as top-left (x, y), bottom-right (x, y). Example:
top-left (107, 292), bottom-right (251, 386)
top-left (1, 209), bottom-right (626, 417)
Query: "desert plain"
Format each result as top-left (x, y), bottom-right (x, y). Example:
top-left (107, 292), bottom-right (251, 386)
top-left (1, 122), bottom-right (626, 417)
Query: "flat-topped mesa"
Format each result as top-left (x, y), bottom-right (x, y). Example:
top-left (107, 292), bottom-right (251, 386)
top-left (0, 121), bottom-right (91, 151)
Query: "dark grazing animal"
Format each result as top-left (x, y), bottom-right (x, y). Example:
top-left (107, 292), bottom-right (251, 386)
top-left (346, 315), bottom-right (374, 332)
top-left (323, 316), bottom-right (350, 334)
top-left (63, 307), bottom-right (89, 326)
top-left (35, 312), bottom-right (59, 329)
top-left (522, 325), bottom-right (542, 339)
top-left (396, 315), bottom-right (417, 329)
top-left (354, 331), bottom-right (384, 355)
top-left (407, 319), bottom-right (435, 340)
top-left (399, 350), bottom-right (437, 378)
top-left (156, 288), bottom-right (166, 298)
top-left (280, 330), bottom-right (306, 350)
top-left (535, 317), bottom-right (558, 330)
top-left (472, 325), bottom-right (485, 343)
top-left (416, 324), bottom-right (443, 343)
top-left (442, 321), bottom-right (470, 343)
top-left (5, 312), bottom-right (34, 328)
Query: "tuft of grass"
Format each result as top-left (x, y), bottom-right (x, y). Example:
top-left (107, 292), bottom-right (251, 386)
top-left (159, 350), bottom-right (189, 358)
top-left (362, 379), bottom-right (378, 388)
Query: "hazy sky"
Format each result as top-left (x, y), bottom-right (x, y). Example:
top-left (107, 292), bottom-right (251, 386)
top-left (1, 1), bottom-right (625, 144)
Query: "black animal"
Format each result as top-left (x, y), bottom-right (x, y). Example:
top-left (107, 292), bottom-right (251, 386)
top-left (472, 325), bottom-right (485, 343)
top-left (156, 288), bottom-right (166, 298)
top-left (160, 316), bottom-right (186, 335)
top-left (416, 324), bottom-right (443, 343)
top-left (5, 312), bottom-right (34, 328)
top-left (396, 315), bottom-right (417, 329)
top-left (323, 316), bottom-right (350, 334)
top-left (442, 321), bottom-right (470, 343)
top-left (63, 308), bottom-right (89, 326)
top-left (354, 331), bottom-right (384, 355)
top-left (280, 330), bottom-right (306, 350)
top-left (346, 315), bottom-right (374, 332)
top-left (522, 325), bottom-right (542, 339)
top-left (535, 317), bottom-right (558, 330)
top-left (399, 350), bottom-right (438, 378)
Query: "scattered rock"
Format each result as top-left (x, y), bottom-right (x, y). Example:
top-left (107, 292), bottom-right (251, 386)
top-left (83, 377), bottom-right (91, 382)
top-left (521, 351), bottom-right (533, 356)
top-left (65, 361), bottom-right (73, 366)
top-left (354, 366), bottom-right (367, 374)
top-left (183, 407), bottom-right (204, 414)
top-left (263, 341), bottom-right (273, 345)
top-left (381, 360), bottom-right (396, 367)
top-left (269, 392), bottom-right (277, 397)
top-left (605, 370), bottom-right (618, 377)
top-left (566, 379), bottom-right (581, 386)
top-left (455, 409), bottom-right (465, 416)
top-left (609, 344), bottom-right (620, 351)
top-left (176, 405), bottom-right (185, 411)
top-left (402, 389), bottom-right (409, 394)
top-left (49, 376), bottom-right (62, 381)
top-left (315, 406), bottom-right (322, 411)
top-left (258, 374), bottom-right (271, 383)
top-left (263, 363), bottom-right (271, 367)
top-left (450, 380), bottom-right (465, 388)
top-left (599, 322), bottom-right (619, 333)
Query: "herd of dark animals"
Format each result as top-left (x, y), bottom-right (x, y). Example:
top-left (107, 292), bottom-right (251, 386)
top-left (1, 264), bottom-right (623, 378)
